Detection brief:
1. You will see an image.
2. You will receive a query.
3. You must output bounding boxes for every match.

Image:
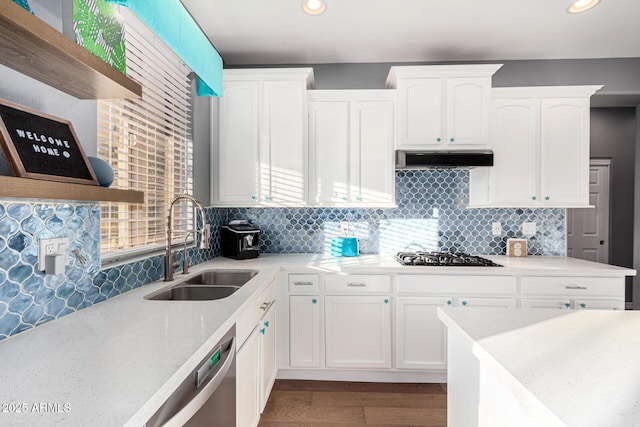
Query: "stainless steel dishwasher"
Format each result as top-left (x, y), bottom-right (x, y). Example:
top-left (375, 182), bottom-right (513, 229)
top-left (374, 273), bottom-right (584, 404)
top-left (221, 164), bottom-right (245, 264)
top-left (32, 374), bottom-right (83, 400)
top-left (145, 326), bottom-right (236, 427)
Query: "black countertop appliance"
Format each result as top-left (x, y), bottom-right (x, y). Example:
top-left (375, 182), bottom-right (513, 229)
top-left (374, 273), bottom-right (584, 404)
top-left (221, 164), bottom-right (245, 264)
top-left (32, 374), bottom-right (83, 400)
top-left (221, 220), bottom-right (260, 260)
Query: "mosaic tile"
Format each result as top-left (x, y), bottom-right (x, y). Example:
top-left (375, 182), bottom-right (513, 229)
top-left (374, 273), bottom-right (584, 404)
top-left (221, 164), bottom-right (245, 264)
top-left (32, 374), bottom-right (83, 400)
top-left (229, 170), bottom-right (566, 256)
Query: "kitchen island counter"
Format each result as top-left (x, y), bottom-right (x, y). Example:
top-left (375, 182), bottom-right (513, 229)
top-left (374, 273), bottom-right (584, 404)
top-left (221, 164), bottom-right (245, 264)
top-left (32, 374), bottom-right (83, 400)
top-left (0, 254), bottom-right (634, 427)
top-left (438, 307), bottom-right (640, 426)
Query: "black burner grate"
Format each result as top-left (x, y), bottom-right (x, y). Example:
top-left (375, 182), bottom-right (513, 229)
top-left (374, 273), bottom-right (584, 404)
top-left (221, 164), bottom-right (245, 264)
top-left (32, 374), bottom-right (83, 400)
top-left (395, 251), bottom-right (502, 267)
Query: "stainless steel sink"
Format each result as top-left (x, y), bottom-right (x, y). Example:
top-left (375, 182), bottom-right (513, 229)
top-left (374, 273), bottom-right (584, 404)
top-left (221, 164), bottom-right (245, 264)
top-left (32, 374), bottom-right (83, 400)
top-left (146, 284), bottom-right (241, 301)
top-left (184, 270), bottom-right (258, 286)
top-left (145, 269), bottom-right (258, 301)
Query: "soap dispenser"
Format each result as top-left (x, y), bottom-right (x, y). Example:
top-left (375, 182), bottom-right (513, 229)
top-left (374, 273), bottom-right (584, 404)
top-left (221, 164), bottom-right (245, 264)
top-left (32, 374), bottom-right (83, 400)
top-left (330, 221), bottom-right (359, 257)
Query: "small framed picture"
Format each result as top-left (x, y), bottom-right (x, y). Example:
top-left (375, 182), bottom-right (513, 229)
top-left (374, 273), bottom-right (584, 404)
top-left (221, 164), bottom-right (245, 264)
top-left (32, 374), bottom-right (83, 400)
top-left (0, 99), bottom-right (98, 186)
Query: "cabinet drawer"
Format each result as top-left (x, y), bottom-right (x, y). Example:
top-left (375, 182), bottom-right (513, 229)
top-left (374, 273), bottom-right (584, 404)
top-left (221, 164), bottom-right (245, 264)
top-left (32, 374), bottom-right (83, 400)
top-left (520, 276), bottom-right (623, 297)
top-left (325, 274), bottom-right (391, 293)
top-left (237, 281), bottom-right (277, 346)
top-left (288, 274), bottom-right (319, 294)
top-left (397, 275), bottom-right (516, 295)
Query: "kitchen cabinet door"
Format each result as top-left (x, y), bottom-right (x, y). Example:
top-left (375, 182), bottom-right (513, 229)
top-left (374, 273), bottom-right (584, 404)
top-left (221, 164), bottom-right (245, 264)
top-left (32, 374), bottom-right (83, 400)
top-left (395, 78), bottom-right (443, 147)
top-left (396, 297), bottom-right (451, 370)
top-left (325, 295), bottom-right (391, 369)
top-left (259, 303), bottom-right (277, 412)
top-left (217, 81), bottom-right (260, 205)
top-left (540, 98), bottom-right (590, 206)
top-left (308, 100), bottom-right (350, 204)
top-left (350, 100), bottom-right (395, 205)
top-left (308, 91), bottom-right (395, 207)
top-left (488, 98), bottom-right (539, 205)
top-left (261, 80), bottom-right (308, 205)
top-left (446, 77), bottom-right (491, 146)
top-left (289, 295), bottom-right (321, 368)
top-left (237, 326), bottom-right (260, 427)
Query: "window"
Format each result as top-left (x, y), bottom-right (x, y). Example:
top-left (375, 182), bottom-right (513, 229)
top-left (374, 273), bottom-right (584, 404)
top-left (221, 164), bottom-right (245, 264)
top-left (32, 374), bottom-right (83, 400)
top-left (97, 23), bottom-right (193, 262)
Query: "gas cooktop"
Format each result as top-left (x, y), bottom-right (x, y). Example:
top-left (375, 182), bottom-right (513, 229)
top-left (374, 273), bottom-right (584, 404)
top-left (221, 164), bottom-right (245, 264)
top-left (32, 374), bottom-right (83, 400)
top-left (395, 251), bottom-right (503, 267)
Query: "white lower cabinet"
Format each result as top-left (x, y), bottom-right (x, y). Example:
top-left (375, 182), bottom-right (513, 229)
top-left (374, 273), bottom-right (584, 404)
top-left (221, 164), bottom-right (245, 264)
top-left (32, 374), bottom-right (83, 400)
top-left (236, 326), bottom-right (260, 427)
top-left (289, 295), bottom-right (321, 368)
top-left (258, 302), bottom-right (277, 412)
top-left (236, 281), bottom-right (277, 427)
top-left (325, 295), bottom-right (392, 369)
top-left (396, 297), bottom-right (451, 370)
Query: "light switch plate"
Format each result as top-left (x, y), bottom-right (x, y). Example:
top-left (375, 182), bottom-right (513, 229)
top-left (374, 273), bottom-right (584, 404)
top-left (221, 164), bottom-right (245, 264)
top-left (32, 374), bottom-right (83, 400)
top-left (522, 222), bottom-right (537, 236)
top-left (491, 222), bottom-right (502, 236)
top-left (38, 237), bottom-right (69, 271)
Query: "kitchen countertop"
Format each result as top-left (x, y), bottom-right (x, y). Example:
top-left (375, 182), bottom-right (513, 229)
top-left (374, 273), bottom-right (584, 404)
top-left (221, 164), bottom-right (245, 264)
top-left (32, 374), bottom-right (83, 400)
top-left (437, 307), bottom-right (640, 426)
top-left (0, 254), bottom-right (635, 427)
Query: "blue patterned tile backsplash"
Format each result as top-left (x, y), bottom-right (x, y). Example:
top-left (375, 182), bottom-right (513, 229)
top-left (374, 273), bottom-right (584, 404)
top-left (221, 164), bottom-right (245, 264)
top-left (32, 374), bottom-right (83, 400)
top-left (0, 202), bottom-right (226, 341)
top-left (0, 170), bottom-right (565, 341)
top-left (229, 170), bottom-right (566, 256)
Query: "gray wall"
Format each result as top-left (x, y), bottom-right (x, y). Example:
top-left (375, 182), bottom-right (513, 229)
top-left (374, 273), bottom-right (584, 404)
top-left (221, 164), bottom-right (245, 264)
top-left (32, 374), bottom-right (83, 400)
top-left (635, 105), bottom-right (640, 309)
top-left (234, 58), bottom-right (640, 106)
top-left (590, 108), bottom-right (637, 301)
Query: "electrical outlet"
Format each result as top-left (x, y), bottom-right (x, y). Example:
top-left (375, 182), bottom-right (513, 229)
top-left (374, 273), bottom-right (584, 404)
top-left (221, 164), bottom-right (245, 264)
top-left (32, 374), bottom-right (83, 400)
top-left (38, 237), bottom-right (70, 271)
top-left (492, 222), bottom-right (502, 236)
top-left (522, 222), bottom-right (537, 236)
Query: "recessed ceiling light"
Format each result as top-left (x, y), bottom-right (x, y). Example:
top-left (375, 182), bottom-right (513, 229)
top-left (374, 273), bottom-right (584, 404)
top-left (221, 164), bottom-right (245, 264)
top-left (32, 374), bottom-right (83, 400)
top-left (303, 0), bottom-right (326, 15)
top-left (568, 0), bottom-right (601, 13)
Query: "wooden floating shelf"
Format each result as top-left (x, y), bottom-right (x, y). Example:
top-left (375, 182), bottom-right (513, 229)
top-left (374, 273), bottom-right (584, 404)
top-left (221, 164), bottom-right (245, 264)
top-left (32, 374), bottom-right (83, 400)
top-left (0, 0), bottom-right (142, 99)
top-left (0, 176), bottom-right (144, 203)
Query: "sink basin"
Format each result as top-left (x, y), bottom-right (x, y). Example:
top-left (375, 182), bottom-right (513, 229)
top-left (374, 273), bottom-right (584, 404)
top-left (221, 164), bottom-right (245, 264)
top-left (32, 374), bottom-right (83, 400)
top-left (184, 270), bottom-right (258, 286)
top-left (146, 284), bottom-right (240, 301)
top-left (144, 269), bottom-right (258, 301)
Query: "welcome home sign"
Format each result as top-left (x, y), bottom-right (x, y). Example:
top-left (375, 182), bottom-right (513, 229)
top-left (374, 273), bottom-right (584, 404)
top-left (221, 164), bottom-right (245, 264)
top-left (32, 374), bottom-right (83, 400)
top-left (0, 99), bottom-right (97, 185)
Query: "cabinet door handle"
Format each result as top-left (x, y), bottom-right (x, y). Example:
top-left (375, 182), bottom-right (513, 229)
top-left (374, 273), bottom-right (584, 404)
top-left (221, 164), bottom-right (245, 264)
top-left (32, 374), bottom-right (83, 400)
top-left (564, 302), bottom-right (571, 308)
top-left (545, 196), bottom-right (550, 201)
top-left (347, 283), bottom-right (366, 287)
top-left (461, 301), bottom-right (468, 306)
top-left (260, 301), bottom-right (274, 311)
top-left (579, 303), bottom-right (587, 309)
top-left (312, 298), bottom-right (317, 304)
top-left (449, 137), bottom-right (455, 142)
top-left (436, 137), bottom-right (442, 142)
top-left (260, 328), bottom-right (266, 335)
top-left (531, 196), bottom-right (537, 200)
top-left (446, 300), bottom-right (452, 305)
top-left (264, 321), bottom-right (270, 327)
top-left (384, 299), bottom-right (389, 304)
top-left (293, 281), bottom-right (314, 286)
top-left (565, 286), bottom-right (587, 290)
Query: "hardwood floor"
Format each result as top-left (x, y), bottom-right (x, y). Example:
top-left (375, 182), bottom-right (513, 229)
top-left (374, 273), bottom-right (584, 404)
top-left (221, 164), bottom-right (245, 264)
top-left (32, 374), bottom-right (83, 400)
top-left (258, 380), bottom-right (447, 426)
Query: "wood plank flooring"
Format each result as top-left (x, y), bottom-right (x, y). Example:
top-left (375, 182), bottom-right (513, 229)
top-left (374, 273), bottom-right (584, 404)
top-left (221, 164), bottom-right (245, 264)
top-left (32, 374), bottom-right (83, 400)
top-left (258, 380), bottom-right (447, 427)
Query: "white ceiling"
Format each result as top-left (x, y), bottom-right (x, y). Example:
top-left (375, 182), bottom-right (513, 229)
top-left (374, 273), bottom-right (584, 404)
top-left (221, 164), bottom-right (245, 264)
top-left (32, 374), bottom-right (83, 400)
top-left (181, 0), bottom-right (640, 65)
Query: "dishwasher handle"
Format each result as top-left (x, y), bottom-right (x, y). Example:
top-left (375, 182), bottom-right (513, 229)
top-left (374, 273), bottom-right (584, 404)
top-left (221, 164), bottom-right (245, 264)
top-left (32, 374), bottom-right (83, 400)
top-left (162, 337), bottom-right (236, 427)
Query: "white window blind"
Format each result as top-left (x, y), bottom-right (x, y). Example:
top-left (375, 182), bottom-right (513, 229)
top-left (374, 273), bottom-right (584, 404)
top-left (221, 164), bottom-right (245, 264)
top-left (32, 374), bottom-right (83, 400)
top-left (98, 25), bottom-right (194, 262)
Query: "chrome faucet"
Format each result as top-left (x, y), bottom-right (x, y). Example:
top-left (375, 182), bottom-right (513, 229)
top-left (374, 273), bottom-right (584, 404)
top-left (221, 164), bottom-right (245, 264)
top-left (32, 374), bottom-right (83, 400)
top-left (165, 194), bottom-right (210, 281)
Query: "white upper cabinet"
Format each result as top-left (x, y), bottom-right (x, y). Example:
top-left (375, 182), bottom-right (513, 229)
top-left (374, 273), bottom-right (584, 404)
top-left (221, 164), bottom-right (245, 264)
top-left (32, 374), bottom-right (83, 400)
top-left (386, 65), bottom-right (502, 149)
top-left (469, 86), bottom-right (602, 208)
top-left (308, 90), bottom-right (396, 207)
top-left (217, 81), bottom-right (260, 204)
top-left (213, 68), bottom-right (314, 207)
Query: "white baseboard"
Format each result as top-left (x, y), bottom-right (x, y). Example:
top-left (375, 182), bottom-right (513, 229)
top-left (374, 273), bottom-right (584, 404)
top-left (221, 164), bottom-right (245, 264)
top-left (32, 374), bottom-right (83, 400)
top-left (277, 368), bottom-right (447, 383)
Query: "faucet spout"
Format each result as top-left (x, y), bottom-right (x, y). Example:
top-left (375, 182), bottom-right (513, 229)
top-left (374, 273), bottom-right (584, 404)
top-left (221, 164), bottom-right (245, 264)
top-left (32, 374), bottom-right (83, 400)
top-left (165, 194), bottom-right (209, 281)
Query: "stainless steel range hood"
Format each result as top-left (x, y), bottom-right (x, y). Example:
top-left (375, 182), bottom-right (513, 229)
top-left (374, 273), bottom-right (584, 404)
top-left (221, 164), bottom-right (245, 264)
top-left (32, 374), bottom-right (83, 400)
top-left (395, 150), bottom-right (494, 169)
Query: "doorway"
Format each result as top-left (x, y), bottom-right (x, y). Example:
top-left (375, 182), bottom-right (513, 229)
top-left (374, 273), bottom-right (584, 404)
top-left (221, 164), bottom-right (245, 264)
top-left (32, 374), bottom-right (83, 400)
top-left (567, 159), bottom-right (611, 263)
